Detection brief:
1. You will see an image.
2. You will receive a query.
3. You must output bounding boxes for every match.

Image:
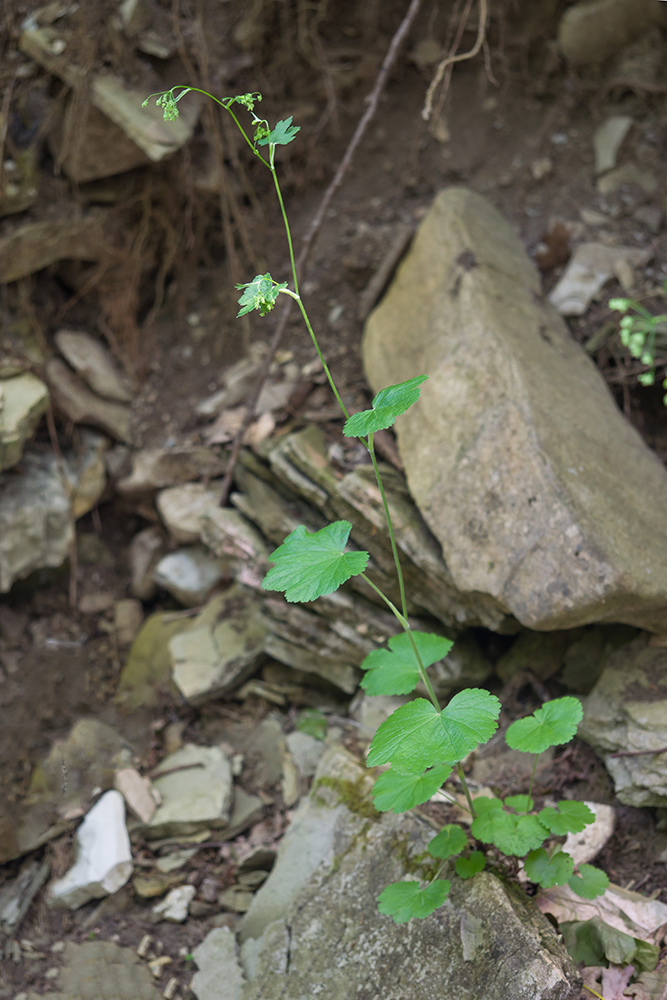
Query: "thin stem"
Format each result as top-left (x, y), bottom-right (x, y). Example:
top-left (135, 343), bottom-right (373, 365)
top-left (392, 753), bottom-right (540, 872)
top-left (280, 290), bottom-right (349, 418)
top-left (270, 167), bottom-right (299, 295)
top-left (526, 753), bottom-right (540, 809)
top-left (428, 859), bottom-right (450, 884)
top-left (368, 434), bottom-right (408, 619)
top-left (457, 762), bottom-right (477, 818)
top-left (359, 573), bottom-right (408, 628)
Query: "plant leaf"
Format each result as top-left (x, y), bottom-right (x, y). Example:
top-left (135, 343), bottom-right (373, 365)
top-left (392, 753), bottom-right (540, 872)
top-left (257, 116), bottom-right (301, 146)
top-left (538, 801), bottom-right (595, 836)
top-left (360, 631), bottom-right (453, 696)
top-left (367, 689), bottom-right (500, 773)
top-left (471, 799), bottom-right (548, 856)
top-left (568, 864), bottom-right (610, 900)
top-left (343, 376), bottom-right (428, 438)
top-left (504, 795), bottom-right (534, 813)
top-left (377, 879), bottom-right (450, 923)
top-left (427, 824), bottom-right (468, 860)
top-left (524, 848), bottom-right (574, 888)
top-left (455, 851), bottom-right (486, 879)
top-left (505, 696), bottom-right (583, 754)
top-left (262, 521), bottom-right (369, 602)
top-left (371, 764), bottom-right (452, 813)
top-left (295, 710), bottom-right (327, 741)
top-left (235, 273), bottom-right (287, 317)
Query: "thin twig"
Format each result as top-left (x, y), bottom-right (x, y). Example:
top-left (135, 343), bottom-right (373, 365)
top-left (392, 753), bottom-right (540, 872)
top-left (608, 747), bottom-right (667, 758)
top-left (218, 0), bottom-right (423, 505)
top-left (422, 0), bottom-right (489, 121)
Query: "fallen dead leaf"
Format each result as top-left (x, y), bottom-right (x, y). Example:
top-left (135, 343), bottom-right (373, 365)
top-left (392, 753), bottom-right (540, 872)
top-left (537, 883), bottom-right (667, 946)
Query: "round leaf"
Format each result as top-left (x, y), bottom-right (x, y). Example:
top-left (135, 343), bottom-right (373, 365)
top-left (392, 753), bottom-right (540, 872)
top-left (427, 824), bottom-right (468, 860)
top-left (377, 879), bottom-right (450, 923)
top-left (538, 801), bottom-right (594, 836)
top-left (455, 852), bottom-right (486, 879)
top-left (568, 864), bottom-right (610, 900)
top-left (524, 848), bottom-right (574, 888)
top-left (505, 697), bottom-right (583, 754)
top-left (372, 764), bottom-right (452, 814)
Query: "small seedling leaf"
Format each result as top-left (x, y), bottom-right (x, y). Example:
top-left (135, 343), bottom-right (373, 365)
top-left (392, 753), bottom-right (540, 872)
top-left (367, 689), bottom-right (500, 773)
top-left (455, 851), bottom-right (486, 879)
top-left (471, 800), bottom-right (548, 857)
top-left (427, 824), bottom-right (468, 860)
top-left (262, 521), bottom-right (369, 602)
top-left (504, 795), bottom-right (534, 813)
top-left (372, 764), bottom-right (452, 813)
top-left (505, 696), bottom-right (583, 754)
top-left (343, 376), bottom-right (428, 438)
top-left (295, 709), bottom-right (328, 741)
top-left (524, 848), bottom-right (574, 888)
top-left (236, 273), bottom-right (287, 317)
top-left (568, 864), bottom-right (610, 900)
top-left (257, 116), bottom-right (301, 146)
top-left (538, 801), bottom-right (595, 836)
top-left (377, 879), bottom-right (450, 923)
top-left (360, 631), bottom-right (453, 696)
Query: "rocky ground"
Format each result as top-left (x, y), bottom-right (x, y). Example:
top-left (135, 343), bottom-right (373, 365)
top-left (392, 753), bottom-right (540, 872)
top-left (2, 1), bottom-right (667, 998)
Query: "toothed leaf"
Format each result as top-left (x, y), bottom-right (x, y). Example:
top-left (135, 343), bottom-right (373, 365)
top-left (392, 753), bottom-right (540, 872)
top-left (371, 764), bottom-right (452, 813)
top-left (568, 864), bottom-right (610, 900)
top-left (427, 824), bottom-right (468, 860)
top-left (360, 631), bottom-right (453, 696)
top-left (455, 851), bottom-right (486, 879)
top-left (525, 848), bottom-right (574, 888)
top-left (343, 376), bottom-right (428, 438)
top-left (505, 697), bottom-right (583, 754)
top-left (262, 521), bottom-right (368, 602)
top-left (377, 879), bottom-right (450, 923)
top-left (538, 801), bottom-right (595, 836)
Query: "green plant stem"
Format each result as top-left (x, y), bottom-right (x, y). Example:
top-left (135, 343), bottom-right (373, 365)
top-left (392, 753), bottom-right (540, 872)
top-left (280, 290), bottom-right (349, 418)
top-left (457, 762), bottom-right (477, 818)
top-left (270, 166), bottom-right (299, 295)
top-left (359, 574), bottom-right (408, 628)
top-left (583, 986), bottom-right (607, 1000)
top-left (368, 434), bottom-right (408, 618)
top-left (428, 860), bottom-right (450, 884)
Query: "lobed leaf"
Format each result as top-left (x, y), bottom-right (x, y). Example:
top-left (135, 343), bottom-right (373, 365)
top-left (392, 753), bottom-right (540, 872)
top-left (455, 851), bottom-right (486, 879)
top-left (524, 848), bottom-right (574, 888)
top-left (471, 799), bottom-right (548, 857)
top-left (538, 801), bottom-right (595, 836)
top-left (360, 631), bottom-right (453, 696)
top-left (371, 764), bottom-right (452, 814)
top-left (427, 824), bottom-right (468, 860)
top-left (377, 879), bottom-right (450, 924)
top-left (504, 795), bottom-right (534, 813)
top-left (505, 697), bottom-right (583, 755)
top-left (343, 376), bottom-right (428, 438)
top-left (568, 864), bottom-right (610, 900)
top-left (262, 521), bottom-right (369, 602)
top-left (257, 116), bottom-right (301, 147)
top-left (367, 689), bottom-right (500, 773)
top-left (236, 273), bottom-right (287, 317)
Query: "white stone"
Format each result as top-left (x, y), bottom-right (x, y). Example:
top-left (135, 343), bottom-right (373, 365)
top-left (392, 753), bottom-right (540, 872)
top-left (563, 802), bottom-right (616, 865)
top-left (549, 242), bottom-right (647, 316)
top-left (593, 116), bottom-right (633, 175)
top-left (157, 482), bottom-right (222, 544)
top-left (153, 546), bottom-right (227, 606)
top-left (151, 884), bottom-right (196, 923)
top-left (48, 791), bottom-right (132, 909)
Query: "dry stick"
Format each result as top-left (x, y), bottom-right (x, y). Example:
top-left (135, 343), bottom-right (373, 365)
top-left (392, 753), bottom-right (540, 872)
top-left (218, 0), bottom-right (423, 505)
top-left (422, 0), bottom-right (489, 121)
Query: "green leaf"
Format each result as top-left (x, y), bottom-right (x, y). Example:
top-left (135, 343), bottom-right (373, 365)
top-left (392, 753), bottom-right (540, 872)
top-left (524, 848), bottom-right (574, 888)
top-left (471, 799), bottom-right (548, 856)
top-left (236, 273), bottom-right (287, 318)
top-left (372, 764), bottom-right (452, 813)
top-left (343, 376), bottom-right (429, 438)
top-left (504, 795), bottom-right (534, 813)
top-left (538, 801), bottom-right (594, 836)
top-left (367, 689), bottom-right (500, 773)
top-left (262, 522), bottom-right (369, 603)
top-left (258, 116), bottom-right (301, 147)
top-left (427, 824), bottom-right (468, 859)
top-left (377, 879), bottom-right (450, 924)
top-left (360, 632), bottom-right (453, 696)
top-left (295, 709), bottom-right (327, 741)
top-left (505, 696), bottom-right (583, 754)
top-left (455, 851), bottom-right (486, 879)
top-left (568, 864), bottom-right (609, 900)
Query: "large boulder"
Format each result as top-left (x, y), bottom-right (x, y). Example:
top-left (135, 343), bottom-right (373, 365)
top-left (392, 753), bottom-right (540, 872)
top-left (362, 188), bottom-right (667, 632)
top-left (239, 747), bottom-right (580, 1000)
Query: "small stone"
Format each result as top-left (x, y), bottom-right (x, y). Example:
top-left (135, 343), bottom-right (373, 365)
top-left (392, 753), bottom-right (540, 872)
top-left (117, 447), bottom-right (226, 494)
top-left (633, 204), bottom-right (663, 233)
top-left (153, 546), bottom-right (228, 607)
top-left (55, 329), bottom-right (134, 403)
top-left (157, 482), bottom-right (223, 544)
top-left (155, 849), bottom-right (198, 873)
top-left (218, 887), bottom-right (254, 913)
top-left (151, 885), bottom-right (196, 923)
top-left (45, 357), bottom-right (131, 442)
top-left (143, 744), bottom-right (233, 839)
top-left (285, 731), bottom-right (326, 778)
top-left (597, 162), bottom-right (657, 197)
top-left (45, 967), bottom-right (59, 979)
top-left (48, 790), bottom-right (133, 909)
top-left (593, 116), bottom-right (633, 175)
top-left (128, 526), bottom-right (165, 600)
top-left (114, 767), bottom-right (156, 823)
top-left (114, 598), bottom-right (144, 646)
top-left (549, 242), bottom-right (647, 315)
top-left (563, 802), bottom-right (615, 865)
top-left (79, 592), bottom-right (114, 614)
top-left (0, 372), bottom-right (49, 472)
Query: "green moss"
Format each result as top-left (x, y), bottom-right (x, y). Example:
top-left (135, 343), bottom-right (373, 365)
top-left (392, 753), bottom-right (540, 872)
top-left (312, 775), bottom-right (381, 821)
top-left (391, 835), bottom-right (441, 881)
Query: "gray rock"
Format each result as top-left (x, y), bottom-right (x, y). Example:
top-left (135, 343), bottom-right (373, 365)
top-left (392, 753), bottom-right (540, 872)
top-left (0, 372), bottom-right (49, 472)
top-left (593, 116), bottom-right (633, 175)
top-left (549, 243), bottom-right (647, 316)
top-left (579, 637), bottom-right (667, 806)
top-left (597, 162), bottom-right (658, 197)
top-left (0, 211), bottom-right (108, 283)
top-left (239, 754), bottom-right (580, 1000)
top-left (200, 507), bottom-right (269, 590)
top-left (560, 624), bottom-right (638, 693)
top-left (127, 525), bottom-right (165, 600)
top-left (349, 691), bottom-right (410, 738)
top-left (362, 188), bottom-right (667, 633)
top-left (116, 612), bottom-right (189, 710)
top-left (191, 927), bottom-right (246, 1000)
top-left (169, 586), bottom-right (267, 703)
top-left (286, 731), bottom-right (325, 778)
top-left (424, 630), bottom-right (492, 698)
top-left (55, 330), bottom-right (134, 403)
top-left (557, 0), bottom-right (667, 67)
top-left (46, 357), bottom-right (131, 442)
top-left (153, 545), bottom-right (228, 606)
top-left (0, 857), bottom-right (50, 938)
top-left (117, 446), bottom-right (226, 494)
top-left (31, 940), bottom-right (161, 1000)
top-left (142, 743), bottom-right (233, 838)
top-left (157, 481), bottom-right (223, 544)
